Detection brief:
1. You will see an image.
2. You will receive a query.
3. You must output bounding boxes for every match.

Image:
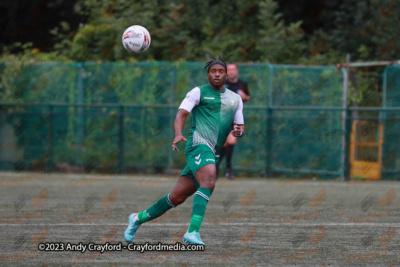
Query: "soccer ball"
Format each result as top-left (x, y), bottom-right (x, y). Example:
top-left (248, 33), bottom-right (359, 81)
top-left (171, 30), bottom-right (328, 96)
top-left (122, 25), bottom-right (151, 54)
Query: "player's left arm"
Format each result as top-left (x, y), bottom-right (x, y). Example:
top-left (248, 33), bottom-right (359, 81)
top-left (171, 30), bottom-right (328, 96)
top-left (231, 97), bottom-right (245, 137)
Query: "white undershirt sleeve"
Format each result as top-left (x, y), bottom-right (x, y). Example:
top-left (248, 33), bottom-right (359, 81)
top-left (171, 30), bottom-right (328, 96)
top-left (179, 87), bottom-right (200, 112)
top-left (234, 96), bottom-right (244, 124)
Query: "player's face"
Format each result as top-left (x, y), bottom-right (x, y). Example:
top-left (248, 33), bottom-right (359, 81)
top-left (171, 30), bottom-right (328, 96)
top-left (227, 64), bottom-right (238, 80)
top-left (207, 65), bottom-right (227, 87)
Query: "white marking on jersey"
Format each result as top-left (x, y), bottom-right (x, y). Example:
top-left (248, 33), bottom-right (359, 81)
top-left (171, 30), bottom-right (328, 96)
top-left (204, 97), bottom-right (215, 99)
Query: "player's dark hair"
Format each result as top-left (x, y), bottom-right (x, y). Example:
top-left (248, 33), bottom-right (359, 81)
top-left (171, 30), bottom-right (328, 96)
top-left (205, 54), bottom-right (227, 72)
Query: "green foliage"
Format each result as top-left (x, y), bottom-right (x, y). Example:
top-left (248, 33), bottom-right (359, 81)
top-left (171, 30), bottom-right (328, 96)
top-left (39, 0), bottom-right (305, 63)
top-left (2, 0), bottom-right (399, 65)
top-left (327, 0), bottom-right (400, 61)
top-left (347, 72), bottom-right (381, 106)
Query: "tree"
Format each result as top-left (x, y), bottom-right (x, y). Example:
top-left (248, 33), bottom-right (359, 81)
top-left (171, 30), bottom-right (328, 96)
top-left (50, 0), bottom-right (305, 63)
top-left (327, 0), bottom-right (400, 61)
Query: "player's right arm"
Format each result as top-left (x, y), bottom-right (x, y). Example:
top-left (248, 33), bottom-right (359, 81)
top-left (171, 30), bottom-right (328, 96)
top-left (172, 109), bottom-right (189, 151)
top-left (172, 87), bottom-right (200, 152)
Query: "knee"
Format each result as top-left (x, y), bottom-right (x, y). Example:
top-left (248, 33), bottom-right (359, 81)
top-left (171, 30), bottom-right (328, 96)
top-left (169, 193), bottom-right (187, 206)
top-left (199, 177), bottom-right (216, 191)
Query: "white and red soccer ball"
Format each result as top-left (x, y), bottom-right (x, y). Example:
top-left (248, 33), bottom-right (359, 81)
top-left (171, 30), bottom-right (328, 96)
top-left (122, 25), bottom-right (151, 54)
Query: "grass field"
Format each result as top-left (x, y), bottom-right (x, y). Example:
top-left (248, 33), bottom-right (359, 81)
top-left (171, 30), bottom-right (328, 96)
top-left (0, 171), bottom-right (399, 266)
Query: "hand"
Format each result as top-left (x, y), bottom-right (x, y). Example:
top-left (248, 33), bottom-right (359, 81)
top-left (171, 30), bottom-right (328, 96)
top-left (172, 135), bottom-right (187, 152)
top-left (231, 121), bottom-right (243, 137)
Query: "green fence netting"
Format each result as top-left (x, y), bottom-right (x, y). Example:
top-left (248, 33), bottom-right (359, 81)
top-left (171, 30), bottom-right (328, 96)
top-left (382, 65), bottom-right (400, 180)
top-left (0, 62), bottom-right (398, 179)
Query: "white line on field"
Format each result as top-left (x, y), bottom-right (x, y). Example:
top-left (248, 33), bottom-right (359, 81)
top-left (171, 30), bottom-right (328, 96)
top-left (1, 172), bottom-right (400, 187)
top-left (1, 222), bottom-right (400, 227)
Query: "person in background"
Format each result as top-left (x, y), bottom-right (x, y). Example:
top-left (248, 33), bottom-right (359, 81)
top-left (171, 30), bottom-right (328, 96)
top-left (217, 63), bottom-right (250, 180)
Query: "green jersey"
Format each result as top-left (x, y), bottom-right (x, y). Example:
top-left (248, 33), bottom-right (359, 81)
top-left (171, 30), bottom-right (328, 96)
top-left (179, 84), bottom-right (244, 156)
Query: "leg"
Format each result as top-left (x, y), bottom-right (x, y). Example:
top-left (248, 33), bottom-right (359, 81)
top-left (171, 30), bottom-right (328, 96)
top-left (186, 164), bottom-right (216, 236)
top-left (224, 133), bottom-right (236, 180)
top-left (216, 146), bottom-right (226, 179)
top-left (138, 175), bottom-right (196, 223)
top-left (195, 163), bottom-right (216, 190)
top-left (225, 144), bottom-right (235, 180)
top-left (182, 145), bottom-right (216, 245)
top-left (183, 164), bottom-right (216, 245)
top-left (169, 175), bottom-right (197, 205)
top-left (124, 175), bottom-right (196, 242)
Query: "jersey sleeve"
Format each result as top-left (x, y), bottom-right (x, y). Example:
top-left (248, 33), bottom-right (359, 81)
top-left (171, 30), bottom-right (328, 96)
top-left (178, 87), bottom-right (200, 113)
top-left (234, 96), bottom-right (244, 124)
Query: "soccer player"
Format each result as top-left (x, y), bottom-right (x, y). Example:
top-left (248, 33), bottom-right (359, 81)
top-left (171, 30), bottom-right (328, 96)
top-left (124, 56), bottom-right (245, 246)
top-left (217, 63), bottom-right (250, 180)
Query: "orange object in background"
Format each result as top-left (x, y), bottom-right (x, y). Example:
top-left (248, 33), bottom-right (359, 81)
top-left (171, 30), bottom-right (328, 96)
top-left (350, 120), bottom-right (384, 180)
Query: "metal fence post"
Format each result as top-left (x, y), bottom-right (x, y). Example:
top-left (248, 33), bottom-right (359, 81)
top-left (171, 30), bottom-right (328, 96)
top-left (76, 64), bottom-right (84, 166)
top-left (47, 104), bottom-right (54, 171)
top-left (380, 68), bottom-right (388, 179)
top-left (382, 68), bottom-right (388, 118)
top-left (118, 105), bottom-right (124, 173)
top-left (340, 67), bottom-right (349, 181)
top-left (344, 108), bottom-right (352, 181)
top-left (266, 64), bottom-right (274, 177)
top-left (266, 107), bottom-right (273, 177)
top-left (169, 63), bottom-right (177, 169)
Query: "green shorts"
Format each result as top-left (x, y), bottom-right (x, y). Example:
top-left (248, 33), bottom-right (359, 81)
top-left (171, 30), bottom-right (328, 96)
top-left (180, 144), bottom-right (219, 189)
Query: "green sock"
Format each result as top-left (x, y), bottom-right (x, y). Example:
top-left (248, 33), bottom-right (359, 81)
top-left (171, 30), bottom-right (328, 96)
top-left (188, 187), bottom-right (212, 233)
top-left (137, 194), bottom-right (175, 225)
